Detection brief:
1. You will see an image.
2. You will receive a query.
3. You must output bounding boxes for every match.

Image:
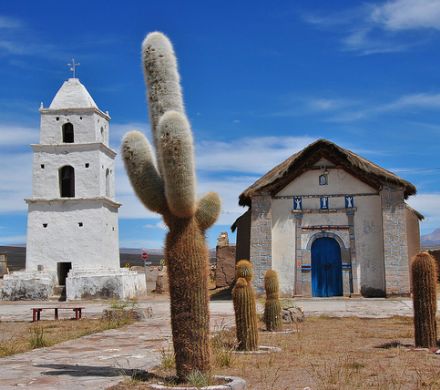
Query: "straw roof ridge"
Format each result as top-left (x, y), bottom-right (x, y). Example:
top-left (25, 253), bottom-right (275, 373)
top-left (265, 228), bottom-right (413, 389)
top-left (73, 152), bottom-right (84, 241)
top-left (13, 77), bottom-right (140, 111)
top-left (239, 138), bottom-right (416, 207)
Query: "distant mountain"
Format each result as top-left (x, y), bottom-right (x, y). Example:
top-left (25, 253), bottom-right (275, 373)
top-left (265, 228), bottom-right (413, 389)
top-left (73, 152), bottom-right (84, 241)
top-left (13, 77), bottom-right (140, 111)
top-left (421, 228), bottom-right (440, 248)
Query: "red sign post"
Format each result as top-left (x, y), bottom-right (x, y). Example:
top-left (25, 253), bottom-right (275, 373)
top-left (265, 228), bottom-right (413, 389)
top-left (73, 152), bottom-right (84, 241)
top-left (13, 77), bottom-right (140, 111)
top-left (141, 249), bottom-right (149, 294)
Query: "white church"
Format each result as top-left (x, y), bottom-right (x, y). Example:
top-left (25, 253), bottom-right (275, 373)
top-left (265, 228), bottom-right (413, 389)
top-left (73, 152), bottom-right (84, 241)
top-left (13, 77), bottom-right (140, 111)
top-left (1, 77), bottom-right (145, 301)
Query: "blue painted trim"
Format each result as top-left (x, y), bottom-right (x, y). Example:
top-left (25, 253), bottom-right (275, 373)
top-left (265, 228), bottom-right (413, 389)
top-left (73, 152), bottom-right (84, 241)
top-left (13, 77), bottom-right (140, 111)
top-left (301, 264), bottom-right (311, 272)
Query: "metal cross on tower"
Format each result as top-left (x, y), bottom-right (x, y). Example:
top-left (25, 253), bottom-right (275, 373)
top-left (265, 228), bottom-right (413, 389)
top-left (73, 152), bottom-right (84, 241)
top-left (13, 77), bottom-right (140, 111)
top-left (67, 58), bottom-right (80, 78)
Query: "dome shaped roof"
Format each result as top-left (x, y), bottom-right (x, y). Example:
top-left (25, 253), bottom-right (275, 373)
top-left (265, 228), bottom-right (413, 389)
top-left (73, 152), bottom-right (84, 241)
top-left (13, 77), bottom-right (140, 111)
top-left (49, 78), bottom-right (98, 109)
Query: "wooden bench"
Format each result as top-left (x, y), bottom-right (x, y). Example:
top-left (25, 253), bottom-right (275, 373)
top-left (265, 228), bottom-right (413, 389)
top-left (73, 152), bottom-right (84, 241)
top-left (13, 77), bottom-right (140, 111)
top-left (31, 307), bottom-right (85, 322)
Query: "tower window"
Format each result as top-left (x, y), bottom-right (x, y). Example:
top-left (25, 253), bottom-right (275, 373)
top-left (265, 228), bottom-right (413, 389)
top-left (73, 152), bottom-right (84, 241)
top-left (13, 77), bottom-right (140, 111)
top-left (43, 223), bottom-right (48, 228)
top-left (56, 117), bottom-right (59, 121)
top-left (59, 165), bottom-right (75, 197)
top-left (78, 222), bottom-right (83, 227)
top-left (62, 123), bottom-right (74, 143)
top-left (105, 168), bottom-right (110, 197)
top-left (40, 164), bottom-right (45, 169)
top-left (85, 163), bottom-right (89, 168)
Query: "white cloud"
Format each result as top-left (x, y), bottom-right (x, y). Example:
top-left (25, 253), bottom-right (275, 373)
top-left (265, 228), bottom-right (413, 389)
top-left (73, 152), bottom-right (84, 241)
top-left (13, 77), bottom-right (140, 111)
top-left (0, 16), bottom-right (22, 29)
top-left (196, 136), bottom-right (315, 174)
top-left (371, 0), bottom-right (440, 31)
top-left (407, 193), bottom-right (440, 234)
top-left (0, 234), bottom-right (26, 245)
top-left (303, 1), bottom-right (440, 55)
top-left (380, 93), bottom-right (440, 111)
top-left (0, 152), bottom-right (32, 213)
top-left (0, 124), bottom-right (38, 145)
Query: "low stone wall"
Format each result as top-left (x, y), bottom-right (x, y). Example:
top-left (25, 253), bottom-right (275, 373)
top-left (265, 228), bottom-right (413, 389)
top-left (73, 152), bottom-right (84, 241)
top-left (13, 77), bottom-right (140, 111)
top-left (66, 268), bottom-right (146, 300)
top-left (0, 271), bottom-right (56, 300)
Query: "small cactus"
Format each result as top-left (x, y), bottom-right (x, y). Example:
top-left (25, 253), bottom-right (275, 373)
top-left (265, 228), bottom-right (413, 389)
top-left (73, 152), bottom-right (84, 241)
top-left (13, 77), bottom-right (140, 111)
top-left (411, 252), bottom-right (438, 348)
top-left (232, 260), bottom-right (258, 351)
top-left (264, 270), bottom-right (282, 331)
top-left (236, 259), bottom-right (253, 283)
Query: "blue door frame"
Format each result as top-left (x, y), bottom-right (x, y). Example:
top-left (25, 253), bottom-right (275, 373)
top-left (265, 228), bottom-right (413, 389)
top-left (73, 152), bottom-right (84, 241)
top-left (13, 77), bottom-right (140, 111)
top-left (311, 237), bottom-right (343, 297)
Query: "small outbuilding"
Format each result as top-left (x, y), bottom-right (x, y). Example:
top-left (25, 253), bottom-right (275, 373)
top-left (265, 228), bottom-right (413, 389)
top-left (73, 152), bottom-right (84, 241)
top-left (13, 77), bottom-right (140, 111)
top-left (232, 139), bottom-right (422, 297)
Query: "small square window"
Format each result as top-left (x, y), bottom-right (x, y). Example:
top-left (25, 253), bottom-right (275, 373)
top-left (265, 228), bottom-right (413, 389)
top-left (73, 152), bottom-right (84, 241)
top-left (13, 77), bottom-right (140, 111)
top-left (112, 227), bottom-right (115, 231)
top-left (319, 174), bottom-right (328, 186)
top-left (43, 223), bottom-right (48, 228)
top-left (56, 117), bottom-right (60, 121)
top-left (78, 222), bottom-right (83, 227)
top-left (40, 164), bottom-right (45, 169)
top-left (85, 163), bottom-right (89, 168)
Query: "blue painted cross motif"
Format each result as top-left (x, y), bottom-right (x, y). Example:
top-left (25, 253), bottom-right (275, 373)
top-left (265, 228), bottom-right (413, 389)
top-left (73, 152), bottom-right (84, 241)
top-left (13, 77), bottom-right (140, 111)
top-left (345, 195), bottom-right (354, 208)
top-left (293, 196), bottom-right (302, 210)
top-left (320, 196), bottom-right (329, 209)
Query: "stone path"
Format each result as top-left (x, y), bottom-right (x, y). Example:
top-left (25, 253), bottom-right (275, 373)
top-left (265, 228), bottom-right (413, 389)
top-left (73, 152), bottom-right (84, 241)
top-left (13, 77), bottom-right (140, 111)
top-left (0, 297), bottom-right (433, 389)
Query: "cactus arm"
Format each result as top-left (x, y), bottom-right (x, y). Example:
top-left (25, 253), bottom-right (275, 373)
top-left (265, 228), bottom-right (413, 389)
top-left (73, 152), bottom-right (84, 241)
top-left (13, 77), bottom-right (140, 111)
top-left (195, 192), bottom-right (221, 230)
top-left (157, 111), bottom-right (196, 218)
top-left (121, 130), bottom-right (168, 215)
top-left (142, 32), bottom-right (185, 157)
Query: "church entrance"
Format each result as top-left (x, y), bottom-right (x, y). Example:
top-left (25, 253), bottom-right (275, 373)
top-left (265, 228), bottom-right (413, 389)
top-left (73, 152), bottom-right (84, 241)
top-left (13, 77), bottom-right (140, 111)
top-left (311, 237), bottom-right (343, 297)
top-left (57, 262), bottom-right (72, 286)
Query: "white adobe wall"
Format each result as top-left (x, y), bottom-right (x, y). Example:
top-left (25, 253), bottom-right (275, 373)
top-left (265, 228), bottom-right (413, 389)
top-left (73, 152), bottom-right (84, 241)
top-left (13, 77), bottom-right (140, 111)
top-left (32, 148), bottom-right (101, 198)
top-left (272, 164), bottom-right (385, 295)
top-left (40, 111), bottom-right (109, 145)
top-left (26, 201), bottom-right (120, 275)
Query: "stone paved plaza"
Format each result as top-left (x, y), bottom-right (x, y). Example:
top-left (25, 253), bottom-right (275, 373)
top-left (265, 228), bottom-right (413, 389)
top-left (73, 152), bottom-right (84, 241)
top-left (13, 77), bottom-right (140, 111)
top-left (0, 296), bottom-right (433, 389)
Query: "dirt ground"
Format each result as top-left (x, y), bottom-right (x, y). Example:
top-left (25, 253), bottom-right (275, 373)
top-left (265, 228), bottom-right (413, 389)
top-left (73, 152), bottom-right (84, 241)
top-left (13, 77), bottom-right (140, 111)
top-left (111, 316), bottom-right (440, 390)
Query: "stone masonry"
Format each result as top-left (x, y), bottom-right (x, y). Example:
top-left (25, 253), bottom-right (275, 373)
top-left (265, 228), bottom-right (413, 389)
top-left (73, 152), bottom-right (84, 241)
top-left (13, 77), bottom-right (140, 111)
top-left (249, 194), bottom-right (272, 292)
top-left (381, 186), bottom-right (410, 295)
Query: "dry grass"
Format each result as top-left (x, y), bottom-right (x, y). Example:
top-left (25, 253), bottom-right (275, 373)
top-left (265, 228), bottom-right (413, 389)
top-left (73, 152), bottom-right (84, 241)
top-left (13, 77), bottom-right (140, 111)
top-left (111, 316), bottom-right (440, 389)
top-left (0, 315), bottom-right (135, 357)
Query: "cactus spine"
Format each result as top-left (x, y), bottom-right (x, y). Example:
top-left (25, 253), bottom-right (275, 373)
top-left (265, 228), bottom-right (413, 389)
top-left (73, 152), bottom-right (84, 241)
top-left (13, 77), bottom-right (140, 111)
top-left (411, 252), bottom-right (438, 348)
top-left (264, 270), bottom-right (282, 331)
top-left (232, 261), bottom-right (258, 351)
top-left (122, 32), bottom-right (221, 380)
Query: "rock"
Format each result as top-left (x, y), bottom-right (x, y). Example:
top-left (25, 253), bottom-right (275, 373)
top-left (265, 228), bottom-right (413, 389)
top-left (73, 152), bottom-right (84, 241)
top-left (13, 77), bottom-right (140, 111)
top-left (101, 307), bottom-right (152, 321)
top-left (282, 306), bottom-right (305, 324)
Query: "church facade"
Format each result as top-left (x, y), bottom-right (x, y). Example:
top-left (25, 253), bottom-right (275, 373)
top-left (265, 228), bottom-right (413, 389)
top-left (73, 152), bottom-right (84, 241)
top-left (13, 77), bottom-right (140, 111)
top-left (233, 139), bottom-right (421, 297)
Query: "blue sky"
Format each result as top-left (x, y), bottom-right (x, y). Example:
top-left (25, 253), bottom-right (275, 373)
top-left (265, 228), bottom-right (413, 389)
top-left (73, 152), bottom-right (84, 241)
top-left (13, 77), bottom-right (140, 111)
top-left (0, 0), bottom-right (439, 249)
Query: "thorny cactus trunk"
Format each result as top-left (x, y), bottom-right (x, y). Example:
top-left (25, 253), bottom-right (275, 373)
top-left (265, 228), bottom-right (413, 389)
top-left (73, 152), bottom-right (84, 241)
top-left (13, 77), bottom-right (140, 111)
top-left (264, 270), bottom-right (282, 332)
top-left (122, 32), bottom-right (220, 380)
top-left (232, 260), bottom-right (258, 351)
top-left (411, 252), bottom-right (438, 348)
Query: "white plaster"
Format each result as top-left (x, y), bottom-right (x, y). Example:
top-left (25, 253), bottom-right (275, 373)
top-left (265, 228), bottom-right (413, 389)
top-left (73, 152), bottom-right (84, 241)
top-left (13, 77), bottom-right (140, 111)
top-left (49, 78), bottom-right (98, 109)
top-left (272, 167), bottom-right (387, 296)
top-left (0, 78), bottom-right (145, 301)
top-left (66, 268), bottom-right (146, 300)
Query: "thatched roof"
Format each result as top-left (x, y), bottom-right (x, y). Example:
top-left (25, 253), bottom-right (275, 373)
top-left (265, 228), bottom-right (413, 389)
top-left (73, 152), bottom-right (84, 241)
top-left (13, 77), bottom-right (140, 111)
top-left (239, 139), bottom-right (416, 207)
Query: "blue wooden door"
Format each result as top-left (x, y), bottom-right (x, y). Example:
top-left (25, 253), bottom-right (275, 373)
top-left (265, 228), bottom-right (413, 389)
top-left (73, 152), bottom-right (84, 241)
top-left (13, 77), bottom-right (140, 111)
top-left (311, 237), bottom-right (343, 297)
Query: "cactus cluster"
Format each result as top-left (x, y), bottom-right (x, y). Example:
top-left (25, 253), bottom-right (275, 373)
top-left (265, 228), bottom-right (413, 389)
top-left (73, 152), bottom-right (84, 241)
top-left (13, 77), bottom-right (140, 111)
top-left (264, 270), bottom-right (283, 331)
top-left (232, 260), bottom-right (258, 351)
top-left (122, 32), bottom-right (221, 380)
top-left (411, 252), bottom-right (438, 348)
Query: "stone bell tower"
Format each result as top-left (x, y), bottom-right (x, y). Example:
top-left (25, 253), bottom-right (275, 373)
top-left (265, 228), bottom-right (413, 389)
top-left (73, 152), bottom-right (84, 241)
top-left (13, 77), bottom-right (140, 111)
top-left (1, 76), bottom-right (146, 301)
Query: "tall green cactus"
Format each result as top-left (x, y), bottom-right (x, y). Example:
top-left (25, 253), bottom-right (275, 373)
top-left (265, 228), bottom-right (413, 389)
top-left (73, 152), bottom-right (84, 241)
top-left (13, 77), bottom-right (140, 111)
top-left (122, 32), bottom-right (221, 380)
top-left (264, 270), bottom-right (282, 332)
top-left (411, 252), bottom-right (438, 348)
top-left (232, 261), bottom-right (258, 351)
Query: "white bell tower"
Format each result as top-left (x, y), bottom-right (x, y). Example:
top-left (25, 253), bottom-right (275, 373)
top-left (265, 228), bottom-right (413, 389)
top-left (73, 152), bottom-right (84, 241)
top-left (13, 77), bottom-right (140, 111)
top-left (1, 75), bottom-right (146, 301)
top-left (25, 77), bottom-right (122, 296)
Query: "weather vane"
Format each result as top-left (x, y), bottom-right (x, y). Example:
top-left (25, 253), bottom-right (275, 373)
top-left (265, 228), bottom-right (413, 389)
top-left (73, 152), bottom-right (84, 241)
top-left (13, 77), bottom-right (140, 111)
top-left (67, 58), bottom-right (80, 78)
